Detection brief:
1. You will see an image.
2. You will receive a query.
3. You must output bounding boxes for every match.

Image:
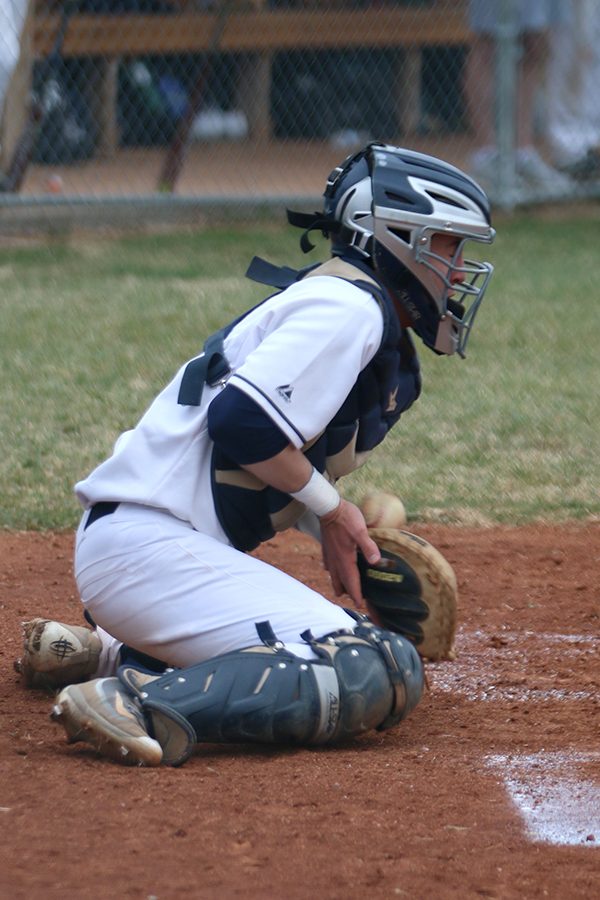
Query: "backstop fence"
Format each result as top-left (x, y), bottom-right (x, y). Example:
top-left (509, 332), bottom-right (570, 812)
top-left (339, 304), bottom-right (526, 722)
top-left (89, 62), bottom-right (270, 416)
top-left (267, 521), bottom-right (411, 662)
top-left (1, 1), bottom-right (599, 232)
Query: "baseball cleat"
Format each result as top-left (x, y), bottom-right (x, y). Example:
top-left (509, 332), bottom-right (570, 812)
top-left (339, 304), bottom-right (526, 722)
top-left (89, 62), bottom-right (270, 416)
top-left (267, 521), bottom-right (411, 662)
top-left (15, 617), bottom-right (102, 689)
top-left (51, 677), bottom-right (163, 767)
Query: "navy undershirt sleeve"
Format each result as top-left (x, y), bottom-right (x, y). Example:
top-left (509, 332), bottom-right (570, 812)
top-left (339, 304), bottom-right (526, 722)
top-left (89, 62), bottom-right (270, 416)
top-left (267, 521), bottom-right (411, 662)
top-left (207, 384), bottom-right (290, 464)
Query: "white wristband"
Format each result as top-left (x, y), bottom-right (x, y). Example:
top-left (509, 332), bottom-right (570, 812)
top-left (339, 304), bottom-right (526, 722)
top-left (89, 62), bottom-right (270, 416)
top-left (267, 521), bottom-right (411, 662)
top-left (290, 468), bottom-right (341, 518)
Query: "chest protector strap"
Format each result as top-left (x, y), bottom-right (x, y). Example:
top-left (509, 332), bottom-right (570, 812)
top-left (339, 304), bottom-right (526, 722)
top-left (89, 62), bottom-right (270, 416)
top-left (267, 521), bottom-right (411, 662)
top-left (177, 329), bottom-right (231, 406)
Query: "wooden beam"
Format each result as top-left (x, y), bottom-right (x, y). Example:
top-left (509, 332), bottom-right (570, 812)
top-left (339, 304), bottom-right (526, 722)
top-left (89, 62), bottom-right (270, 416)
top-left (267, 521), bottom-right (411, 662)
top-left (235, 51), bottom-right (273, 143)
top-left (32, 8), bottom-right (470, 59)
top-left (87, 57), bottom-right (120, 158)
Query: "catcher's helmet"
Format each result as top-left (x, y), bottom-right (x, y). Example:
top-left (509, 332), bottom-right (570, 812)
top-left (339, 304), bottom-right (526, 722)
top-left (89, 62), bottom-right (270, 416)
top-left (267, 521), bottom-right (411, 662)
top-left (289, 143), bottom-right (495, 357)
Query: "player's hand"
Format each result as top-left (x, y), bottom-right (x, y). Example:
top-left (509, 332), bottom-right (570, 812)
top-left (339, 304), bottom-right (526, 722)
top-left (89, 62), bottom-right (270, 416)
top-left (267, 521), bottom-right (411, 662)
top-left (319, 498), bottom-right (381, 608)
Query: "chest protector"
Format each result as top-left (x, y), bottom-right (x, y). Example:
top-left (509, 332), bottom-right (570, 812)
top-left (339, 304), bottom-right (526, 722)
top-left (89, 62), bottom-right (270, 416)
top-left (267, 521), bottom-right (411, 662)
top-left (178, 257), bottom-right (421, 551)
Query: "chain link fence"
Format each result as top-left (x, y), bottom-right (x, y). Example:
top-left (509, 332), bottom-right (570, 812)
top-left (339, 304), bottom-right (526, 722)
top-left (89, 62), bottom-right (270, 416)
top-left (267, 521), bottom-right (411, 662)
top-left (1, 0), bottom-right (599, 231)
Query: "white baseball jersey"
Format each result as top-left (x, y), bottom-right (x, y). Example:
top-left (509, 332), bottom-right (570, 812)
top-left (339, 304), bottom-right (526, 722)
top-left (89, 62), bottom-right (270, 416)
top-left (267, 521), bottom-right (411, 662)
top-left (75, 275), bottom-right (384, 540)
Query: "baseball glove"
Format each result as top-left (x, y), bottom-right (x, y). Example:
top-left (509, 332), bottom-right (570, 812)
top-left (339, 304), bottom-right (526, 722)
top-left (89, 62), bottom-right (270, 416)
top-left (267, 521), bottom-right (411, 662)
top-left (14, 618), bottom-right (101, 689)
top-left (357, 528), bottom-right (458, 661)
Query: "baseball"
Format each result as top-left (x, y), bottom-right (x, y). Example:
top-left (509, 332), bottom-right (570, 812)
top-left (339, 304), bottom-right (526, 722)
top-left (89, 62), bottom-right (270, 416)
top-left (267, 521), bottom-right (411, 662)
top-left (45, 174), bottom-right (64, 194)
top-left (360, 490), bottom-right (407, 528)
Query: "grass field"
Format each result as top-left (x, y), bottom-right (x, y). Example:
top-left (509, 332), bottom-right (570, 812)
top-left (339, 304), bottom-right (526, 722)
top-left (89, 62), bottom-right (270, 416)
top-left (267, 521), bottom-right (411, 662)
top-left (1, 212), bottom-right (598, 529)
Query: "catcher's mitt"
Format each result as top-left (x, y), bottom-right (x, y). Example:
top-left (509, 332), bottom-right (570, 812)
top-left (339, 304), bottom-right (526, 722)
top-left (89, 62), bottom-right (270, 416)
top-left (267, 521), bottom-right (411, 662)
top-left (357, 528), bottom-right (458, 661)
top-left (14, 618), bottom-right (101, 689)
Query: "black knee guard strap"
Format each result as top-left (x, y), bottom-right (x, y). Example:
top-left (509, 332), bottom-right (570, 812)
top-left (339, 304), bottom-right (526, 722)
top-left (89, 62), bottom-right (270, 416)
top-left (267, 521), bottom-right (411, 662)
top-left (118, 620), bottom-right (424, 765)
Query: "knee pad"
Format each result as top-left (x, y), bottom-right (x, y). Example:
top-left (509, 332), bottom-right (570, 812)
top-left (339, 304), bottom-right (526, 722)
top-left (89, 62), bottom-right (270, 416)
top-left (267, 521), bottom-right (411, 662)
top-left (118, 620), bottom-right (424, 765)
top-left (304, 619), bottom-right (424, 736)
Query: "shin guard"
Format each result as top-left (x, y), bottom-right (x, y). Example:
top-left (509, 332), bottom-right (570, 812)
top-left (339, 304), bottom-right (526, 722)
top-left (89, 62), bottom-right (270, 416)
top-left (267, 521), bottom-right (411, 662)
top-left (119, 620), bottom-right (424, 765)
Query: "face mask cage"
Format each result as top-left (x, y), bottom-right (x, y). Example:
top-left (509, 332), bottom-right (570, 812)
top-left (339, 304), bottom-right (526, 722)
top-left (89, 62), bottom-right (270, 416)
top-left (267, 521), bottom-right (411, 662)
top-left (413, 227), bottom-right (494, 357)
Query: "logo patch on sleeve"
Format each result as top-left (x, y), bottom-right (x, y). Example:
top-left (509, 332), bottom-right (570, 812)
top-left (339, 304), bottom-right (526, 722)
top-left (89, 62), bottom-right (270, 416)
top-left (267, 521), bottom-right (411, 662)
top-left (276, 384), bottom-right (294, 403)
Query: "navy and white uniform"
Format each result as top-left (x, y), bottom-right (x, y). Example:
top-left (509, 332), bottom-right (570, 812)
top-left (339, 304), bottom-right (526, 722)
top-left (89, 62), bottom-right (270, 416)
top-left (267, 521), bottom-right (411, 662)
top-left (74, 260), bottom-right (420, 674)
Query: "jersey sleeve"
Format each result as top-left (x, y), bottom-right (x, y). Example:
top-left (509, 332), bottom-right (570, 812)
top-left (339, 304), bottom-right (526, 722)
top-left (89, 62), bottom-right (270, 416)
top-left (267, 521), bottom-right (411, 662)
top-left (207, 384), bottom-right (289, 464)
top-left (226, 277), bottom-right (384, 447)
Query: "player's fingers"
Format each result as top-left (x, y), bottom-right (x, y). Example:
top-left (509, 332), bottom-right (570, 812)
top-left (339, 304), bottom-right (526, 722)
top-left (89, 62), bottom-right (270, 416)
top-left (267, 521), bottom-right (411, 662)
top-left (322, 537), bottom-right (354, 598)
top-left (357, 533), bottom-right (381, 566)
top-left (326, 545), bottom-right (363, 605)
top-left (329, 568), bottom-right (345, 597)
top-left (337, 560), bottom-right (365, 608)
top-left (336, 500), bottom-right (381, 565)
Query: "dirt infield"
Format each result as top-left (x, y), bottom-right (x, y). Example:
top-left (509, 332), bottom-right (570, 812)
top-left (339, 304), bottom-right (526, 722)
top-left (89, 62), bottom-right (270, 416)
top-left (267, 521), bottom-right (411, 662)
top-left (1, 523), bottom-right (599, 900)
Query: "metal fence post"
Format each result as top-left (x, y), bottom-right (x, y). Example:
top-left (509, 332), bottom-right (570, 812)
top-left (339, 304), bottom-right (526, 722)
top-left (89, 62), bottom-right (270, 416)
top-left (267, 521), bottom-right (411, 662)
top-left (495, 0), bottom-right (519, 210)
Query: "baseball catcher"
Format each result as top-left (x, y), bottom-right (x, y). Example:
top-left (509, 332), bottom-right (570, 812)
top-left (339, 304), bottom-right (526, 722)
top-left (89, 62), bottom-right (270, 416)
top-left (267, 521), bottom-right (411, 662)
top-left (15, 143), bottom-right (493, 765)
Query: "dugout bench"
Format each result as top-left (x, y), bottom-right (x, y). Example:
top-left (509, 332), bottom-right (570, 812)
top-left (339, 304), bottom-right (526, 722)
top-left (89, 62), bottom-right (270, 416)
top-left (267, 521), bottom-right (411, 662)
top-left (4, 1), bottom-right (470, 164)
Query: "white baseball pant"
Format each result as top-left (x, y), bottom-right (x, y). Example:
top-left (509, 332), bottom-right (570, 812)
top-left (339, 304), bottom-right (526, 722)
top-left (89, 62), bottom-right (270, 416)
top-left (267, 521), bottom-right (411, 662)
top-left (75, 502), bottom-right (355, 674)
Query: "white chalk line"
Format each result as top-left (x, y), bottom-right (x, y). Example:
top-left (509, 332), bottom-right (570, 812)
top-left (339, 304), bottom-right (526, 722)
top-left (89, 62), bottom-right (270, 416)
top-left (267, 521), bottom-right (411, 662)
top-left (430, 629), bottom-right (599, 702)
top-left (432, 630), bottom-right (600, 847)
top-left (486, 752), bottom-right (600, 847)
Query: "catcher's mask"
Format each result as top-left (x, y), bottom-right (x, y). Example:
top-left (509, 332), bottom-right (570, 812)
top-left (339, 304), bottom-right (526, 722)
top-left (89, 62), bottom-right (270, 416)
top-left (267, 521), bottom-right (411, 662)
top-left (287, 143), bottom-right (496, 358)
